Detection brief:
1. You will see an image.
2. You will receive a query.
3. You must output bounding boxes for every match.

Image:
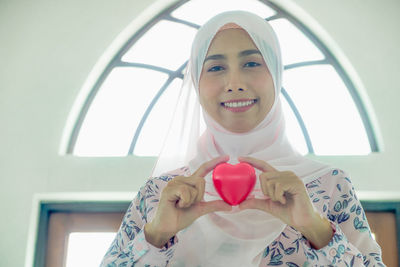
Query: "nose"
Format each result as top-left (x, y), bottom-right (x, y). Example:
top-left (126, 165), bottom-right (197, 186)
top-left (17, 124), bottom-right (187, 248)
top-left (227, 88), bottom-right (245, 92)
top-left (225, 68), bottom-right (245, 92)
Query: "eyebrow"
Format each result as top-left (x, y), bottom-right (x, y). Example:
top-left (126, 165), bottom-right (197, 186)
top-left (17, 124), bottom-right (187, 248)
top-left (204, 49), bottom-right (262, 63)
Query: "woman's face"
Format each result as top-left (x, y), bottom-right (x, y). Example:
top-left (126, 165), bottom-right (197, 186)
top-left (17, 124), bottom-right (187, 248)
top-left (199, 28), bottom-right (275, 133)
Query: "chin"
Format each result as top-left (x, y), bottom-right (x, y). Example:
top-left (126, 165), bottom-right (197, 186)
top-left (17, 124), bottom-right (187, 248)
top-left (224, 123), bottom-right (255, 133)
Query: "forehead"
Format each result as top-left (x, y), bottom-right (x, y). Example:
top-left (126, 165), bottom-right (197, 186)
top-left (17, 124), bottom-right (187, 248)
top-left (206, 28), bottom-right (258, 55)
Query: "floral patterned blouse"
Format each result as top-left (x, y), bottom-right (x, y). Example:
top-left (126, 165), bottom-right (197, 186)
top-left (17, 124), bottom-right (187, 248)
top-left (100, 168), bottom-right (385, 267)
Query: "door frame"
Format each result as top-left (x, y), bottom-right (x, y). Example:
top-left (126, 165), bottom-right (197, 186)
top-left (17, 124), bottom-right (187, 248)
top-left (26, 193), bottom-right (400, 267)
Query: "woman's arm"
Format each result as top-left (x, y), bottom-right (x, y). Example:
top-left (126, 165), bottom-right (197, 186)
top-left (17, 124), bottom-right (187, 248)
top-left (100, 176), bottom-right (178, 267)
top-left (101, 158), bottom-right (233, 267)
top-left (303, 170), bottom-right (385, 266)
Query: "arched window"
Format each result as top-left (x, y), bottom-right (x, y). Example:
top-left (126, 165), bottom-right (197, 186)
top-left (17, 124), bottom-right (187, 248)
top-left (61, 0), bottom-right (380, 157)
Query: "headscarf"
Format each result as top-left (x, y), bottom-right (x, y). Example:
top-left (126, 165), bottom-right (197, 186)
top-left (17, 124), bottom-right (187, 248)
top-left (151, 10), bottom-right (333, 267)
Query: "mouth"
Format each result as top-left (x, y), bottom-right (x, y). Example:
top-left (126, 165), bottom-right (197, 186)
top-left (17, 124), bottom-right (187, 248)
top-left (221, 99), bottom-right (257, 112)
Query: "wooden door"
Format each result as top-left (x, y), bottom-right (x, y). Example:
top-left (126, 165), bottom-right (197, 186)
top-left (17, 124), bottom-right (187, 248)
top-left (45, 212), bottom-right (125, 267)
top-left (365, 211), bottom-right (398, 267)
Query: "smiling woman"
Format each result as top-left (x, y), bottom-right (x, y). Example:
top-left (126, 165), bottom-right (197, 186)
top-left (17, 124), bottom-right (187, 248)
top-left (99, 10), bottom-right (385, 267)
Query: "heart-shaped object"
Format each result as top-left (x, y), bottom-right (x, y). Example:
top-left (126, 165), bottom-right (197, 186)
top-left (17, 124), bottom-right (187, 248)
top-left (212, 162), bottom-right (256, 206)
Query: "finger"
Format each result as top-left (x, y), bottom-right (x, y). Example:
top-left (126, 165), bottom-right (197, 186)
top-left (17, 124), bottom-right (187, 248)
top-left (274, 183), bottom-right (286, 205)
top-left (174, 177), bottom-right (205, 203)
top-left (267, 180), bottom-right (276, 202)
top-left (188, 185), bottom-right (199, 206)
top-left (259, 173), bottom-right (270, 197)
top-left (260, 174), bottom-right (276, 201)
top-left (237, 156), bottom-right (277, 172)
top-left (175, 185), bottom-right (192, 208)
top-left (196, 178), bottom-right (205, 202)
top-left (199, 200), bottom-right (232, 215)
top-left (194, 155), bottom-right (230, 177)
top-left (239, 198), bottom-right (268, 212)
top-left (176, 177), bottom-right (204, 198)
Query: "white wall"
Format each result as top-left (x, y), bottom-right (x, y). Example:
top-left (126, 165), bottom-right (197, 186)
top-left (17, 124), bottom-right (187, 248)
top-left (0, 0), bottom-right (399, 266)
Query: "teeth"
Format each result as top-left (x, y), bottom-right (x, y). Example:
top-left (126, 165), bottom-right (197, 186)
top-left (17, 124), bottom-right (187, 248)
top-left (223, 100), bottom-right (255, 108)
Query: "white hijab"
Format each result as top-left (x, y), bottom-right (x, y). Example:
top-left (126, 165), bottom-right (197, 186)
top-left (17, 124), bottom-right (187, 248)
top-left (151, 10), bottom-right (333, 267)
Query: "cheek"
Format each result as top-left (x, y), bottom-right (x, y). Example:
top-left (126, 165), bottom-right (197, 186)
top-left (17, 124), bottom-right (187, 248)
top-left (199, 77), bottom-right (220, 103)
top-left (199, 87), bottom-right (217, 111)
top-left (254, 76), bottom-right (275, 107)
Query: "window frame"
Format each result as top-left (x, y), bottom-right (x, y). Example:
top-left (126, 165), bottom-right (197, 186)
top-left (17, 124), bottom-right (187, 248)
top-left (33, 202), bottom-right (130, 267)
top-left (61, 0), bottom-right (380, 157)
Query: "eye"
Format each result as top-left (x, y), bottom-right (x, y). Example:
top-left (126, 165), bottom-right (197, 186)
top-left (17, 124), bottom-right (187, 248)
top-left (244, 61), bottom-right (261, 68)
top-left (207, 65), bottom-right (224, 72)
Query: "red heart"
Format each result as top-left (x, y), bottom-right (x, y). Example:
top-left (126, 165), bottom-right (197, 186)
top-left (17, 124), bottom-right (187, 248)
top-left (212, 162), bottom-right (256, 206)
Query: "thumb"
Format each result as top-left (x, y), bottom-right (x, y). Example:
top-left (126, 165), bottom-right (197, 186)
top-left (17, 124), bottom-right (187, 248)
top-left (198, 200), bottom-right (232, 216)
top-left (239, 198), bottom-right (269, 212)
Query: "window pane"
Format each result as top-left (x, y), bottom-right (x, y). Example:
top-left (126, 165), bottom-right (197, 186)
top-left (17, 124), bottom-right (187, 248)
top-left (134, 79), bottom-right (183, 156)
top-left (65, 232), bottom-right (116, 267)
top-left (122, 20), bottom-right (197, 70)
top-left (280, 94), bottom-right (308, 155)
top-left (283, 65), bottom-right (370, 155)
top-left (74, 67), bottom-right (168, 156)
top-left (269, 19), bottom-right (324, 65)
top-left (172, 0), bottom-right (276, 25)
top-left (69, 0), bottom-right (376, 158)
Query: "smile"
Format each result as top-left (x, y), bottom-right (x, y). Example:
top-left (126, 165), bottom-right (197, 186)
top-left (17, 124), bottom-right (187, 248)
top-left (221, 99), bottom-right (257, 108)
top-left (221, 99), bottom-right (257, 112)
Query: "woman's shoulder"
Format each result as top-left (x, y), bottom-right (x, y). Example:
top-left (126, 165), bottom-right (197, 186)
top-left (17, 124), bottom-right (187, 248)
top-left (322, 168), bottom-right (350, 180)
top-left (144, 166), bottom-right (191, 187)
top-left (161, 166), bottom-right (191, 177)
top-left (305, 168), bottom-right (353, 194)
top-left (307, 168), bottom-right (350, 183)
top-left (153, 166), bottom-right (190, 180)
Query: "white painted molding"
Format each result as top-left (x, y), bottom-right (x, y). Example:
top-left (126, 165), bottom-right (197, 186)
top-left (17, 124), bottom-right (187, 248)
top-left (357, 191), bottom-right (400, 201)
top-left (34, 191), bottom-right (136, 203)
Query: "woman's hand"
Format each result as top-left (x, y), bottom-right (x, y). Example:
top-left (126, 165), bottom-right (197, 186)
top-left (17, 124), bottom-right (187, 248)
top-left (145, 155), bottom-right (232, 248)
top-left (237, 156), bottom-right (333, 249)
